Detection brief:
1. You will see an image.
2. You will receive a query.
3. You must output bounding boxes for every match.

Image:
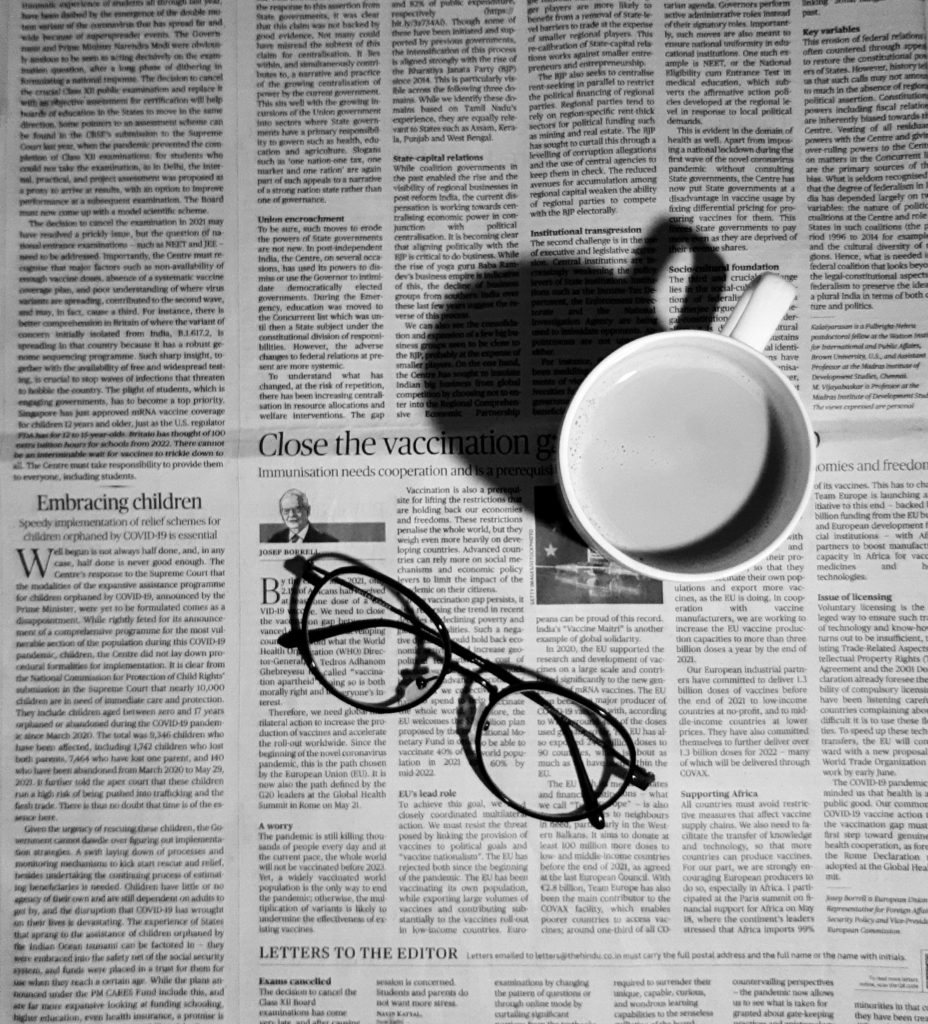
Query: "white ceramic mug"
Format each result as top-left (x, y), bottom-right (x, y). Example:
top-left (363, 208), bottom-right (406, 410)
top-left (557, 273), bottom-right (814, 582)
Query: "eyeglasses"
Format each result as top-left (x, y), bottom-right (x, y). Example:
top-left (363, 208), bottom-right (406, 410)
top-left (277, 555), bottom-right (654, 829)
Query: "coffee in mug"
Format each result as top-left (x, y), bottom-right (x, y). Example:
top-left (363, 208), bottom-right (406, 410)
top-left (557, 274), bottom-right (814, 582)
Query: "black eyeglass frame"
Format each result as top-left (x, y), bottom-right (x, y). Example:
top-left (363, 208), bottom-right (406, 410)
top-left (278, 555), bottom-right (654, 829)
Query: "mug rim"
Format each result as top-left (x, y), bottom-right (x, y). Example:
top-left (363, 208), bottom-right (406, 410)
top-left (557, 328), bottom-right (816, 583)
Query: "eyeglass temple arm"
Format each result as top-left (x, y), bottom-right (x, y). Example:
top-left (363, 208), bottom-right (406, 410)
top-left (628, 765), bottom-right (656, 791)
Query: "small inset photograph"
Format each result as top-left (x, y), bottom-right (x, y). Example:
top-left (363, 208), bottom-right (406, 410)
top-left (532, 485), bottom-right (662, 605)
top-left (260, 488), bottom-right (385, 546)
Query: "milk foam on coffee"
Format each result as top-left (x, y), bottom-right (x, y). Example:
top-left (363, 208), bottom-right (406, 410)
top-left (570, 347), bottom-right (773, 555)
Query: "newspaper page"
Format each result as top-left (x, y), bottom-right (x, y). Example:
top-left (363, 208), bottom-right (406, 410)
top-left (2, 0), bottom-right (928, 1022)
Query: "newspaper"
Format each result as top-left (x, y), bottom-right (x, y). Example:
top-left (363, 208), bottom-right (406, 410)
top-left (2, 0), bottom-right (928, 1020)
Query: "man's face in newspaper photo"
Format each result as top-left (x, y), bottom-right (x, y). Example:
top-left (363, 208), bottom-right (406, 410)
top-left (280, 492), bottom-right (311, 534)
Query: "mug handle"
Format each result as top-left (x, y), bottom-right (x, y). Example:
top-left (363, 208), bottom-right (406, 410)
top-left (721, 272), bottom-right (797, 351)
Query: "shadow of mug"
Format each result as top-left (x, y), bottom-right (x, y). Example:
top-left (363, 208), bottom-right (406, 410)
top-left (422, 218), bottom-right (728, 429)
top-left (419, 219), bottom-right (728, 542)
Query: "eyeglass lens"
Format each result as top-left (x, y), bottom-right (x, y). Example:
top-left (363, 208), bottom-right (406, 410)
top-left (477, 687), bottom-right (636, 822)
top-left (304, 567), bottom-right (449, 712)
